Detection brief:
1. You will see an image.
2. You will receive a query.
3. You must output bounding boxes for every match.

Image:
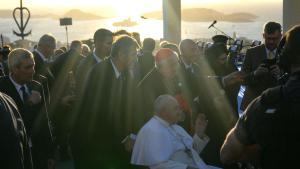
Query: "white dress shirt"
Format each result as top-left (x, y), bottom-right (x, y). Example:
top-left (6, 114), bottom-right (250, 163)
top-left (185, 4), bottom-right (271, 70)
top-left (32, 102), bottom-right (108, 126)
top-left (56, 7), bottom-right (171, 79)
top-left (110, 59), bottom-right (121, 79)
top-left (182, 59), bottom-right (194, 73)
top-left (93, 50), bottom-right (103, 63)
top-left (9, 75), bottom-right (29, 101)
top-left (265, 48), bottom-right (277, 60)
top-left (34, 49), bottom-right (48, 62)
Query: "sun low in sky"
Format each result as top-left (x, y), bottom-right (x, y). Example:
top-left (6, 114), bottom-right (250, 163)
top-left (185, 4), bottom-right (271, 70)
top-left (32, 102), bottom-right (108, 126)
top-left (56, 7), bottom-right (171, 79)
top-left (1, 0), bottom-right (282, 18)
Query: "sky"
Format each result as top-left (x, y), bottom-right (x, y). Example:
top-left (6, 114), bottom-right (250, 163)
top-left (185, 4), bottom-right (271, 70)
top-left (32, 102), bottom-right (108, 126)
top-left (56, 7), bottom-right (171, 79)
top-left (1, 0), bottom-right (282, 18)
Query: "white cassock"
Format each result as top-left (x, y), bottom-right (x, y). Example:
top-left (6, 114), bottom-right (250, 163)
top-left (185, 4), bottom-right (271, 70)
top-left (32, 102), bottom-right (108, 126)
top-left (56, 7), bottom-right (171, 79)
top-left (131, 116), bottom-right (221, 169)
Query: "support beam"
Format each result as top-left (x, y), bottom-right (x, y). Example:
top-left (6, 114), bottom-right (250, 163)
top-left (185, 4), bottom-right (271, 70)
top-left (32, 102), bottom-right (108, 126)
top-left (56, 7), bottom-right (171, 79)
top-left (163, 0), bottom-right (181, 44)
top-left (283, 0), bottom-right (300, 32)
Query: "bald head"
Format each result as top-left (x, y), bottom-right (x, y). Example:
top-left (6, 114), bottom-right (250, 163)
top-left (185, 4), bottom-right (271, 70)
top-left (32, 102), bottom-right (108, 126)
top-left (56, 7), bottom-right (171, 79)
top-left (37, 34), bottom-right (56, 58)
top-left (154, 95), bottom-right (183, 124)
top-left (155, 48), bottom-right (179, 78)
top-left (38, 34), bottom-right (56, 49)
top-left (179, 39), bottom-right (199, 64)
top-left (179, 39), bottom-right (195, 52)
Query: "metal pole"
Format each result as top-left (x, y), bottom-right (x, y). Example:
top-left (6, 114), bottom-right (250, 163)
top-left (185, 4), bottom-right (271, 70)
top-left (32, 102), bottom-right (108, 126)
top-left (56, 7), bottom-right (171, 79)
top-left (20, 0), bottom-right (24, 40)
top-left (163, 0), bottom-right (181, 44)
top-left (66, 26), bottom-right (69, 49)
top-left (212, 25), bottom-right (234, 40)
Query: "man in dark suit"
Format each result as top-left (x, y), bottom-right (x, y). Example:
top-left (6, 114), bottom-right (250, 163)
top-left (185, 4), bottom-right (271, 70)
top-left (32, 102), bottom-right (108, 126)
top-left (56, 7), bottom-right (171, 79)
top-left (71, 35), bottom-right (139, 169)
top-left (51, 40), bottom-right (84, 78)
top-left (0, 48), bottom-right (55, 169)
top-left (49, 40), bottom-right (84, 161)
top-left (33, 34), bottom-right (56, 78)
top-left (241, 21), bottom-right (282, 110)
top-left (138, 38), bottom-right (155, 79)
top-left (75, 28), bottom-right (113, 94)
top-left (137, 48), bottom-right (197, 133)
top-left (220, 25), bottom-right (300, 169)
top-left (179, 39), bottom-right (203, 95)
top-left (32, 34), bottom-right (56, 103)
top-left (0, 91), bottom-right (33, 169)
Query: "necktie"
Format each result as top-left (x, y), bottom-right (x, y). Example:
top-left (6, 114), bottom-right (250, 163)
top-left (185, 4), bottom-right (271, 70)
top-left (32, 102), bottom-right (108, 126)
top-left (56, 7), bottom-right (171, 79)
top-left (20, 86), bottom-right (29, 102)
top-left (268, 51), bottom-right (275, 59)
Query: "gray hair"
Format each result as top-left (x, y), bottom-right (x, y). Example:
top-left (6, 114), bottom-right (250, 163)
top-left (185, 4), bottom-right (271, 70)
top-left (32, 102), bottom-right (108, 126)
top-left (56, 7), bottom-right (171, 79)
top-left (154, 94), bottom-right (177, 115)
top-left (38, 34), bottom-right (56, 49)
top-left (8, 48), bottom-right (34, 71)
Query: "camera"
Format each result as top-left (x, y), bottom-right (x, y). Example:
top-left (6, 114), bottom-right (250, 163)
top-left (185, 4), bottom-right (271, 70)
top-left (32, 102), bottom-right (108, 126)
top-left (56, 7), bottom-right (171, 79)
top-left (262, 59), bottom-right (277, 69)
top-left (229, 45), bottom-right (238, 53)
top-left (0, 46), bottom-right (11, 60)
top-left (251, 40), bottom-right (261, 47)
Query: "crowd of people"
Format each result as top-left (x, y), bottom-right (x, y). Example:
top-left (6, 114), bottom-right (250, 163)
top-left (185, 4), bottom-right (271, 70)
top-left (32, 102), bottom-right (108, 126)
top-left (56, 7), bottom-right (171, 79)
top-left (1, 21), bottom-right (300, 169)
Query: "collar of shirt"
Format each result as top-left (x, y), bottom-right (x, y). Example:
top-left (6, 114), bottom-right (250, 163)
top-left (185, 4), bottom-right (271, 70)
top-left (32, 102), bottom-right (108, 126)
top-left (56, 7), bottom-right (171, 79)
top-left (93, 50), bottom-right (103, 63)
top-left (265, 47), bottom-right (277, 59)
top-left (110, 59), bottom-right (121, 79)
top-left (182, 59), bottom-right (192, 69)
top-left (35, 49), bottom-right (48, 62)
top-left (182, 59), bottom-right (194, 73)
top-left (154, 115), bottom-right (171, 127)
top-left (9, 75), bottom-right (29, 101)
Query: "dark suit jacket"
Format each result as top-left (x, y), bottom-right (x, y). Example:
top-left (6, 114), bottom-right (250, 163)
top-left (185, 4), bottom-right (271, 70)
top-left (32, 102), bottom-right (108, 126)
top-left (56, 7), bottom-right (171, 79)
top-left (32, 50), bottom-right (55, 91)
top-left (241, 44), bottom-right (278, 110)
top-left (49, 50), bottom-right (83, 147)
top-left (0, 92), bottom-right (33, 169)
top-left (137, 67), bottom-right (196, 132)
top-left (179, 61), bottom-right (203, 97)
top-left (138, 50), bottom-right (155, 79)
top-left (75, 53), bottom-right (98, 95)
top-left (33, 50), bottom-right (47, 77)
top-left (0, 76), bottom-right (43, 133)
top-left (71, 58), bottom-right (136, 169)
top-left (51, 49), bottom-right (83, 78)
top-left (0, 76), bottom-right (54, 167)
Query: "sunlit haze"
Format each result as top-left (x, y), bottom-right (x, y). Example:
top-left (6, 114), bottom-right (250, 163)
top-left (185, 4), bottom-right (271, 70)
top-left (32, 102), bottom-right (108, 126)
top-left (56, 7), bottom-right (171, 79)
top-left (1, 0), bottom-right (282, 18)
top-left (0, 0), bottom-right (282, 42)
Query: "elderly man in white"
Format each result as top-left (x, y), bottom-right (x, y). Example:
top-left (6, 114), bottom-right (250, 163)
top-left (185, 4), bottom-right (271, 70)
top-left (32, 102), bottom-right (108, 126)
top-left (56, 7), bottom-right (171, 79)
top-left (131, 95), bottom-right (220, 169)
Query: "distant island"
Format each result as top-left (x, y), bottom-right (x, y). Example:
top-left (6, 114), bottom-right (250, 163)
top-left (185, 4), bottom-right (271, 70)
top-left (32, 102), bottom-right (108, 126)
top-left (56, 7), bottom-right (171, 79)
top-left (112, 18), bottom-right (138, 27)
top-left (143, 8), bottom-right (258, 22)
top-left (0, 9), bottom-right (105, 20)
top-left (59, 9), bottom-right (105, 20)
top-left (0, 8), bottom-right (257, 22)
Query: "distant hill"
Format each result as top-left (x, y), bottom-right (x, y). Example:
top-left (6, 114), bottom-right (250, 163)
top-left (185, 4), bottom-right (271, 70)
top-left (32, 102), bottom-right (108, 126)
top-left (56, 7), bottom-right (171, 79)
top-left (0, 9), bottom-right (105, 20)
top-left (0, 10), bottom-right (13, 18)
top-left (143, 8), bottom-right (257, 22)
top-left (61, 9), bottom-right (105, 20)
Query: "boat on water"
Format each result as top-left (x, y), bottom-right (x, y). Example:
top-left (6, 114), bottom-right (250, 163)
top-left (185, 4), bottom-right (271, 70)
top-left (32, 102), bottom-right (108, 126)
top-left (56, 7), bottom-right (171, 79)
top-left (113, 18), bottom-right (138, 27)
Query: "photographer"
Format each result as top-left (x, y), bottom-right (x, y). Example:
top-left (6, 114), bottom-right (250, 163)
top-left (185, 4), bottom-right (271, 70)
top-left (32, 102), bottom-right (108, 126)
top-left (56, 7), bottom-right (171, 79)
top-left (241, 21), bottom-right (282, 110)
top-left (0, 45), bottom-right (11, 76)
top-left (220, 24), bottom-right (300, 169)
